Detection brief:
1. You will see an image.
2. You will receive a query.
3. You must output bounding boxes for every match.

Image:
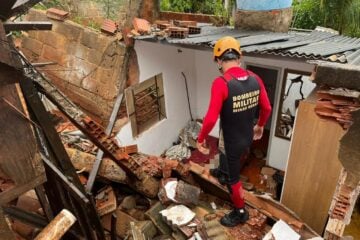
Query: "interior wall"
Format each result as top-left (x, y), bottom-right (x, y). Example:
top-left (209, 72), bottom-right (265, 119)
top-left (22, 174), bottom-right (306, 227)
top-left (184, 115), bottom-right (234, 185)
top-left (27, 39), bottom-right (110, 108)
top-left (119, 41), bottom-right (315, 170)
top-left (194, 50), bottom-right (222, 137)
top-left (116, 41), bottom-right (196, 155)
top-left (243, 56), bottom-right (314, 170)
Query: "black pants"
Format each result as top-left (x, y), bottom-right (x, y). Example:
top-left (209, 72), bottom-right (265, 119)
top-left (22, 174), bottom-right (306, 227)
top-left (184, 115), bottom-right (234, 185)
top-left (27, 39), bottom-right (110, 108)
top-left (218, 143), bottom-right (248, 185)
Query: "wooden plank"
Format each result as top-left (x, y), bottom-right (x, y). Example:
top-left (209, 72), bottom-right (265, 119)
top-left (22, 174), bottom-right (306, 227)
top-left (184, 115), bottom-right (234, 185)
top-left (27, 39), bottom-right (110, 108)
top-left (19, 76), bottom-right (105, 240)
top-left (281, 100), bottom-right (344, 234)
top-left (0, 65), bottom-right (45, 204)
top-left (3, 21), bottom-right (52, 31)
top-left (0, 174), bottom-right (46, 205)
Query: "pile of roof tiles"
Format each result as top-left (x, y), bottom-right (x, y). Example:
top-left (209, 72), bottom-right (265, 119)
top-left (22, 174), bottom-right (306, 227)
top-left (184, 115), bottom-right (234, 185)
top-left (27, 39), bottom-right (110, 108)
top-left (315, 88), bottom-right (360, 129)
top-left (129, 18), bottom-right (201, 39)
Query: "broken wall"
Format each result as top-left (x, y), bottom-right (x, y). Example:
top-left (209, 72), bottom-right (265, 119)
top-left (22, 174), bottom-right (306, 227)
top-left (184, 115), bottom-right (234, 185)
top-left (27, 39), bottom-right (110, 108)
top-left (21, 9), bottom-right (127, 123)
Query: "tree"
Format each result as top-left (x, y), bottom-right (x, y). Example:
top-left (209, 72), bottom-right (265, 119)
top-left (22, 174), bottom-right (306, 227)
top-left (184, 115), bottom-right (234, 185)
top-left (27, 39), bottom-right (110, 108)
top-left (292, 0), bottom-right (360, 37)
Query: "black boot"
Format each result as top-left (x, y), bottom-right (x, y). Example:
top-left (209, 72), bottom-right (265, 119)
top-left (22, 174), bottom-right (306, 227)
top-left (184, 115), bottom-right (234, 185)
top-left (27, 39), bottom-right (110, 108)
top-left (209, 168), bottom-right (228, 185)
top-left (220, 208), bottom-right (249, 227)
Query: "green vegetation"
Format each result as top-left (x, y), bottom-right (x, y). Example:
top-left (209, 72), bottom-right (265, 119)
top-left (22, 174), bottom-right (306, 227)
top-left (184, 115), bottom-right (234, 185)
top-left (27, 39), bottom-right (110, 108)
top-left (292, 0), bottom-right (360, 37)
top-left (160, 0), bottom-right (235, 25)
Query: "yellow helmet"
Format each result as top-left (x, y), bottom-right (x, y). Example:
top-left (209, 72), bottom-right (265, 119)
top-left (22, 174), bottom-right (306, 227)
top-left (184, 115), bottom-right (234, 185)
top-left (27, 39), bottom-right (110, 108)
top-left (213, 36), bottom-right (241, 60)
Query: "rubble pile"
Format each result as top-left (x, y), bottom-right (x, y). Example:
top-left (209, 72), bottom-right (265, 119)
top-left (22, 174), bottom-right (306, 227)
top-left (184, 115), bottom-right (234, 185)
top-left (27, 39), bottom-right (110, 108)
top-left (3, 110), bottom-right (318, 239)
top-left (128, 18), bottom-right (203, 39)
top-left (315, 87), bottom-right (360, 130)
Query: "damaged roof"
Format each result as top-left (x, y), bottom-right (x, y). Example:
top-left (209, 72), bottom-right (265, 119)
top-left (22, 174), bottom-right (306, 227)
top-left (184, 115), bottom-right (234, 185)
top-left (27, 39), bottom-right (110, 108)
top-left (135, 25), bottom-right (360, 65)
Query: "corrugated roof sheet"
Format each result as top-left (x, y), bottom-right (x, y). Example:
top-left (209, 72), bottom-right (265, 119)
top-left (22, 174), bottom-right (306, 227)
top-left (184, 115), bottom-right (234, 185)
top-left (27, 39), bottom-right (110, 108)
top-left (136, 25), bottom-right (360, 65)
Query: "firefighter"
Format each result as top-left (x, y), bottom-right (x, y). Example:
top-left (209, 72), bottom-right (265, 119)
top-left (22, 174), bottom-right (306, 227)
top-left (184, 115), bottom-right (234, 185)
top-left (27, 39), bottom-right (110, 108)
top-left (197, 36), bottom-right (272, 227)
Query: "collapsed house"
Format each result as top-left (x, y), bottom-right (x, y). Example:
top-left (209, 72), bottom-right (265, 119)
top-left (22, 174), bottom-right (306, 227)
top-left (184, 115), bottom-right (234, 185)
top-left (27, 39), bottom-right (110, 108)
top-left (1, 0), bottom-right (360, 239)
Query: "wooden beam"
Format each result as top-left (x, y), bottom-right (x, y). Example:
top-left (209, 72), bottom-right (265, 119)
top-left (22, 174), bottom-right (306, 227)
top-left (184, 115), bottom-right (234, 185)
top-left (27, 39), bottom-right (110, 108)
top-left (4, 21), bottom-right (52, 31)
top-left (18, 76), bottom-right (105, 240)
top-left (0, 174), bottom-right (46, 205)
top-left (0, 208), bottom-right (16, 240)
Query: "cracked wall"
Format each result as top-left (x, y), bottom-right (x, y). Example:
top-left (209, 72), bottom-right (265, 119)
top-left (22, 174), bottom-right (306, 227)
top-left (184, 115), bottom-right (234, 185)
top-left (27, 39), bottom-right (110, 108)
top-left (21, 9), bottom-right (127, 124)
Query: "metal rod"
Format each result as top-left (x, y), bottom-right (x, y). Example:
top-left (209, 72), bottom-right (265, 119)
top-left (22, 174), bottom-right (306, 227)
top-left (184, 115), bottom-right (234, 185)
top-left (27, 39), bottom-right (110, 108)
top-left (181, 72), bottom-right (193, 121)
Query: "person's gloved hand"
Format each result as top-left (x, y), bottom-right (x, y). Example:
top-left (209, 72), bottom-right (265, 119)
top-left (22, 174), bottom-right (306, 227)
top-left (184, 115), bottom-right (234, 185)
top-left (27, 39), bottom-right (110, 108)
top-left (253, 124), bottom-right (264, 140)
top-left (197, 139), bottom-right (210, 155)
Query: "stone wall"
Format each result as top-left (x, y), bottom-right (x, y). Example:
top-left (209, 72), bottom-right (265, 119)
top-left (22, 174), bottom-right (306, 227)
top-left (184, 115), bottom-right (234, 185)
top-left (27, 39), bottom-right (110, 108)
top-left (235, 8), bottom-right (293, 32)
top-left (21, 9), bottom-right (127, 123)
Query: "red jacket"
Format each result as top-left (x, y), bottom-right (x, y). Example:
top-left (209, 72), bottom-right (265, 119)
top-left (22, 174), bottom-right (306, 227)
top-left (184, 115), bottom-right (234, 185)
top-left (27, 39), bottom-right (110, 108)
top-left (197, 66), bottom-right (272, 143)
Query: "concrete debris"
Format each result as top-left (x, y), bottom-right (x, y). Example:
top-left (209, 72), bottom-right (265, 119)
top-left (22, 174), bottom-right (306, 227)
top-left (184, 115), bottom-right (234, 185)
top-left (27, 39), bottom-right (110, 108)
top-left (158, 179), bottom-right (200, 207)
top-left (102, 208), bottom-right (137, 238)
top-left (158, 178), bottom-right (178, 205)
top-left (145, 201), bottom-right (172, 235)
top-left (130, 221), bottom-right (157, 240)
top-left (263, 219), bottom-right (300, 240)
top-left (160, 205), bottom-right (195, 227)
top-left (164, 121), bottom-right (204, 161)
top-left (165, 142), bottom-right (191, 161)
top-left (174, 180), bottom-right (201, 206)
top-left (66, 148), bottom-right (127, 183)
top-left (203, 220), bottom-right (229, 240)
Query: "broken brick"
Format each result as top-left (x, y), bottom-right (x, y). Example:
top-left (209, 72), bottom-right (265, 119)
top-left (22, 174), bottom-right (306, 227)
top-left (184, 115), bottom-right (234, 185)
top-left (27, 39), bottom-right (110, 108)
top-left (46, 8), bottom-right (69, 21)
top-left (101, 19), bottom-right (118, 35)
top-left (133, 18), bottom-right (151, 34)
top-left (168, 27), bottom-right (189, 39)
top-left (95, 186), bottom-right (117, 216)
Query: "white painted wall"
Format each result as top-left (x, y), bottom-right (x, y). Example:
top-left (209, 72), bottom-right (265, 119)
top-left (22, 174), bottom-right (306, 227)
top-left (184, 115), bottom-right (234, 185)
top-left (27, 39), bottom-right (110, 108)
top-left (194, 50), bottom-right (222, 137)
top-left (118, 40), bottom-right (316, 171)
top-left (117, 41), bottom-right (197, 155)
top-left (283, 73), bottom-right (316, 116)
top-left (243, 56), bottom-right (314, 171)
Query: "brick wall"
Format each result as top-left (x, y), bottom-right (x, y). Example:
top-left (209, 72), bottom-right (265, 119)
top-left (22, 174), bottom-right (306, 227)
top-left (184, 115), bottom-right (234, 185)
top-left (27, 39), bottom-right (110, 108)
top-left (159, 11), bottom-right (220, 23)
top-left (21, 9), bottom-right (127, 123)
